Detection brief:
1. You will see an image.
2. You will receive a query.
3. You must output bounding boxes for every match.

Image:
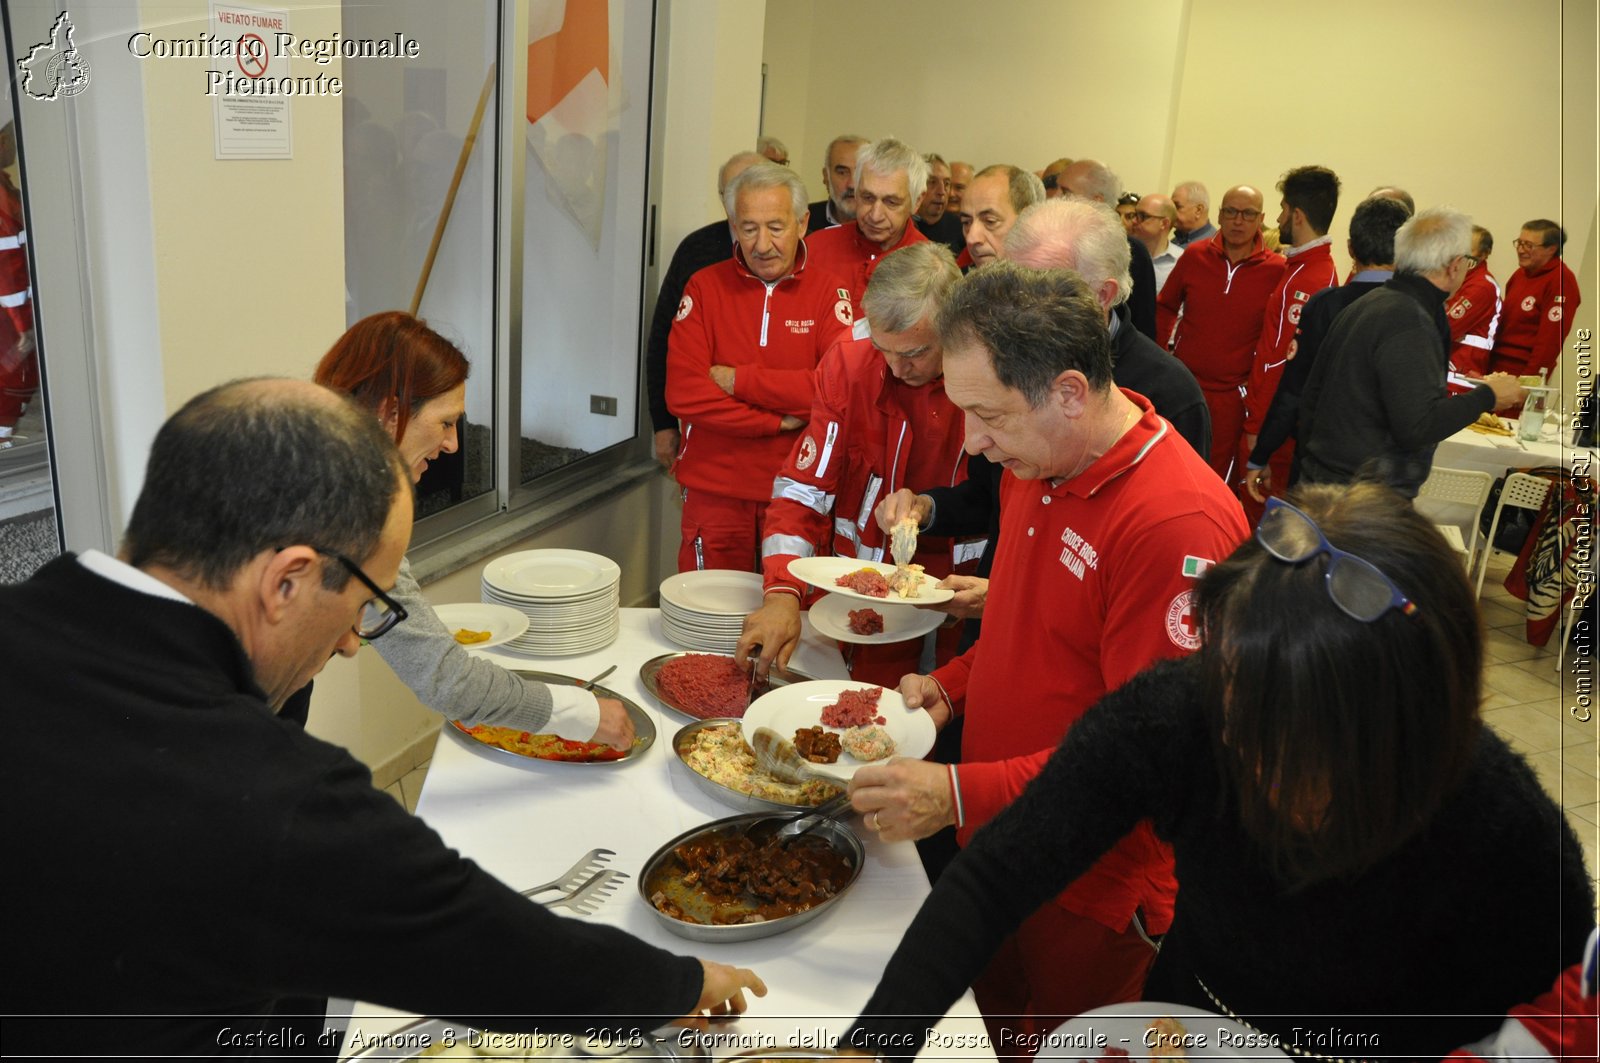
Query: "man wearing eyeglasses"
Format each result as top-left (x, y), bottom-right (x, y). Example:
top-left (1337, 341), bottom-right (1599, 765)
top-left (1445, 225), bottom-right (1502, 377)
top-left (1129, 192), bottom-right (1183, 292)
top-left (1297, 207), bottom-right (1525, 497)
top-left (1156, 184), bottom-right (1287, 481)
top-left (1485, 219), bottom-right (1582, 382)
top-left (2, 378), bottom-right (766, 1056)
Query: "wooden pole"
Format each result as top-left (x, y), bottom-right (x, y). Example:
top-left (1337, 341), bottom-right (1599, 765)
top-left (410, 61), bottom-right (498, 316)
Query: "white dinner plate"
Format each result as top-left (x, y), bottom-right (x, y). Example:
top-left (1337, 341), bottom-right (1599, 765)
top-left (807, 592), bottom-right (946, 645)
top-left (431, 603), bottom-right (531, 649)
top-left (786, 556), bottom-right (955, 605)
top-left (741, 679), bottom-right (936, 781)
top-left (482, 549), bottom-right (620, 599)
top-left (1036, 1002), bottom-right (1290, 1061)
top-left (658, 570), bottom-right (764, 615)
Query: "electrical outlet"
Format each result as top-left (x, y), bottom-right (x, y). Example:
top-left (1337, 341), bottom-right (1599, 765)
top-left (590, 394), bottom-right (618, 417)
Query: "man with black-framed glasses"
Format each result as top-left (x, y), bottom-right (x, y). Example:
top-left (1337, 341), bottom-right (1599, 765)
top-left (1156, 184), bottom-right (1287, 482)
top-left (2, 378), bottom-right (766, 1057)
top-left (1486, 218), bottom-right (1582, 383)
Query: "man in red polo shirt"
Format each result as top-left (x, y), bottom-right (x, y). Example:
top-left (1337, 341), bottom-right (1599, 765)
top-left (736, 242), bottom-right (980, 686)
top-left (667, 163), bottom-right (853, 572)
top-left (1486, 219), bottom-right (1582, 380)
top-left (1240, 165), bottom-right (1342, 520)
top-left (1446, 225), bottom-right (1503, 376)
top-left (807, 138), bottom-right (929, 317)
top-left (1156, 184), bottom-right (1286, 482)
top-left (849, 263), bottom-right (1248, 1036)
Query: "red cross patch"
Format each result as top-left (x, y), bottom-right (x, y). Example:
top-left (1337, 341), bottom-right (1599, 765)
top-left (1165, 589), bottom-right (1201, 650)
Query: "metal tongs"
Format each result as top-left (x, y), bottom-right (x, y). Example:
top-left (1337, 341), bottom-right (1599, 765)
top-left (519, 847), bottom-right (629, 915)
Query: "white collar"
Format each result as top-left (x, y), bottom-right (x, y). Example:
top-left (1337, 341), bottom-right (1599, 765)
top-left (77, 548), bottom-right (194, 605)
top-left (1285, 234), bottom-right (1333, 258)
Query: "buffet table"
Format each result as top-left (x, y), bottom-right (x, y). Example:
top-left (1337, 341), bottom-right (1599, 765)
top-left (1434, 422), bottom-right (1595, 480)
top-left (337, 608), bottom-right (996, 1061)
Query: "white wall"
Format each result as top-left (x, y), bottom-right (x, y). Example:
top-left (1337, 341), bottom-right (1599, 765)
top-left (762, 0), bottom-right (1598, 400)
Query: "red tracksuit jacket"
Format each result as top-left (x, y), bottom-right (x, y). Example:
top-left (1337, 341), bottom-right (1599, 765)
top-left (1446, 261), bottom-right (1503, 376)
top-left (1489, 258), bottom-right (1582, 378)
top-left (1156, 233), bottom-right (1286, 389)
top-left (1242, 238), bottom-right (1338, 432)
top-left (805, 219), bottom-right (928, 320)
top-left (667, 245), bottom-right (853, 502)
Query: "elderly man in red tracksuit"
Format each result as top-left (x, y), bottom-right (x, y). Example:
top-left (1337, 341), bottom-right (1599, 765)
top-left (806, 137), bottom-right (929, 319)
top-left (1446, 225), bottom-right (1503, 376)
top-left (1239, 166), bottom-right (1341, 522)
top-left (667, 163), bottom-right (853, 573)
top-left (1486, 219), bottom-right (1582, 381)
top-left (736, 243), bottom-right (983, 687)
top-left (1156, 184), bottom-right (1286, 483)
top-left (849, 263), bottom-right (1248, 1038)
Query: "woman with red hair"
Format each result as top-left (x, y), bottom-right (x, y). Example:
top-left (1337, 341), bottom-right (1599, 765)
top-left (311, 311), bottom-right (634, 748)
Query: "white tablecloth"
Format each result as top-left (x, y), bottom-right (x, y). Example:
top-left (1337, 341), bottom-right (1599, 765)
top-left (337, 608), bottom-right (994, 1060)
top-left (1433, 424), bottom-right (1596, 480)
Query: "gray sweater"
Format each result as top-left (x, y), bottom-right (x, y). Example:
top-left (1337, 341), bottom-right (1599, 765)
top-left (372, 557), bottom-right (598, 738)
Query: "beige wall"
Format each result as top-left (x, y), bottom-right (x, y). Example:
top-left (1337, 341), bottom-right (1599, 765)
top-left (763, 0), bottom-right (1597, 398)
top-left (137, 0), bottom-right (349, 407)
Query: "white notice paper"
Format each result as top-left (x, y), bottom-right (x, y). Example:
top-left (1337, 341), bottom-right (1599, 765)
top-left (210, 1), bottom-right (292, 159)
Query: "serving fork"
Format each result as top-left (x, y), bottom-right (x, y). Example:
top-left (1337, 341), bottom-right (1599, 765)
top-left (540, 869), bottom-right (628, 914)
top-left (519, 847), bottom-right (615, 901)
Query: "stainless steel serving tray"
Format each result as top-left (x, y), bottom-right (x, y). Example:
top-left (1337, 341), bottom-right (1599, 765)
top-left (669, 718), bottom-right (845, 814)
top-left (637, 811), bottom-right (864, 944)
top-left (341, 1017), bottom-right (707, 1061)
top-left (639, 652), bottom-right (813, 724)
top-left (446, 670), bottom-right (655, 766)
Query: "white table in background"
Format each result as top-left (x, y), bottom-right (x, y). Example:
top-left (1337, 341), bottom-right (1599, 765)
top-left (1433, 424), bottom-right (1596, 480)
top-left (337, 607), bottom-right (994, 1061)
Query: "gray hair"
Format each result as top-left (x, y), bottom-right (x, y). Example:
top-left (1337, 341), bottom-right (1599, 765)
top-left (1172, 180), bottom-right (1210, 209)
top-left (1394, 206), bottom-right (1472, 274)
top-left (756, 135), bottom-right (788, 161)
top-left (936, 261), bottom-right (1115, 404)
top-left (976, 164), bottom-right (1047, 215)
top-left (1064, 159), bottom-right (1122, 205)
top-left (123, 378), bottom-right (406, 591)
top-left (924, 152), bottom-right (948, 169)
top-left (855, 137), bottom-right (929, 207)
top-left (825, 133), bottom-right (870, 162)
top-left (723, 160), bottom-right (808, 222)
top-left (716, 151), bottom-right (766, 195)
top-left (861, 242), bottom-right (961, 333)
top-left (1005, 199), bottom-right (1134, 309)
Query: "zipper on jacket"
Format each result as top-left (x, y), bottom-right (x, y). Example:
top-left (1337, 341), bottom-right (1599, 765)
top-left (760, 281), bottom-right (777, 347)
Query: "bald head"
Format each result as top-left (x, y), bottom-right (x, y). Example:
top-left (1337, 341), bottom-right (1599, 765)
top-left (717, 152), bottom-right (766, 197)
top-left (1059, 159), bottom-right (1121, 205)
top-left (1132, 193), bottom-right (1177, 255)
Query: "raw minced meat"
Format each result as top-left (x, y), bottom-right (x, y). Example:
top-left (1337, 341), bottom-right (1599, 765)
top-left (655, 653), bottom-right (750, 718)
top-left (841, 725), bottom-right (895, 761)
top-left (820, 686), bottom-right (886, 728)
top-left (847, 607), bottom-right (884, 635)
top-left (835, 567), bottom-right (890, 597)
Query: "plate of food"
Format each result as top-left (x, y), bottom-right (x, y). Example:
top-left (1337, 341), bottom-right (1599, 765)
top-left (639, 652), bottom-right (814, 723)
top-left (807, 592), bottom-right (946, 645)
top-left (448, 670), bottom-right (655, 765)
top-left (787, 556), bottom-right (955, 605)
top-left (432, 602), bottom-right (531, 649)
top-left (740, 679), bottom-right (936, 782)
top-left (638, 811), bottom-right (864, 942)
top-left (671, 718), bottom-right (845, 812)
top-left (1036, 1002), bottom-right (1290, 1061)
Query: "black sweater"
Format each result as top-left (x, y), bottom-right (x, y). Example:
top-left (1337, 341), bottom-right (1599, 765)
top-left (645, 219), bottom-right (734, 431)
top-left (1, 556), bottom-right (701, 1057)
top-left (1297, 271), bottom-right (1496, 497)
top-left (846, 657), bottom-right (1593, 1062)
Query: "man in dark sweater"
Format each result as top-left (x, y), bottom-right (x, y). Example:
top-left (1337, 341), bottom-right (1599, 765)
top-left (643, 151), bottom-right (764, 472)
top-left (1298, 207), bottom-right (1524, 497)
top-left (1058, 158), bottom-right (1159, 341)
top-left (1244, 195), bottom-right (1411, 498)
top-left (0, 379), bottom-right (764, 1057)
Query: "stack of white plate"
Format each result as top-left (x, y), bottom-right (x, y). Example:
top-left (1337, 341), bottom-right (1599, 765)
top-left (480, 549), bottom-right (621, 656)
top-left (658, 570), bottom-right (763, 652)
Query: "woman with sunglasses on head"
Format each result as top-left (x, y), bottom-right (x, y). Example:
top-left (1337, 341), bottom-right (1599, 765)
top-left (846, 482), bottom-right (1591, 1060)
top-left (308, 311), bottom-right (634, 749)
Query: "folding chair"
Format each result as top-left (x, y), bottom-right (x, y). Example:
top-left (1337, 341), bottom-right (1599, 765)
top-left (1472, 472), bottom-right (1552, 600)
top-left (1415, 466), bottom-right (1494, 573)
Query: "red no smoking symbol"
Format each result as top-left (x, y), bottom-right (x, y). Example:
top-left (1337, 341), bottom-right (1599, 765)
top-left (237, 33), bottom-right (268, 77)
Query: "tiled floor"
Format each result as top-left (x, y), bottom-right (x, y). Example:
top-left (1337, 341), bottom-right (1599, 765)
top-left (379, 557), bottom-right (1600, 894)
